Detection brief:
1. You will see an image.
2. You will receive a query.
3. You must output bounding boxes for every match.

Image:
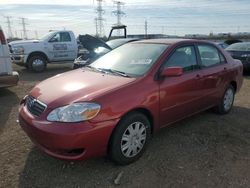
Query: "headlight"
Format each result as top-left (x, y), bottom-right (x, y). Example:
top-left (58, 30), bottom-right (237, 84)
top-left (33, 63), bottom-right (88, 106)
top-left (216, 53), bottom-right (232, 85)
top-left (12, 46), bottom-right (24, 54)
top-left (47, 102), bottom-right (101, 122)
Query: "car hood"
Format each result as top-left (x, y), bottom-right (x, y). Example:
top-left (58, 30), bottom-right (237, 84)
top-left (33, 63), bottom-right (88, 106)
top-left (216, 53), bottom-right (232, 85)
top-left (78, 34), bottom-right (112, 52)
top-left (9, 40), bottom-right (40, 46)
top-left (30, 69), bottom-right (136, 108)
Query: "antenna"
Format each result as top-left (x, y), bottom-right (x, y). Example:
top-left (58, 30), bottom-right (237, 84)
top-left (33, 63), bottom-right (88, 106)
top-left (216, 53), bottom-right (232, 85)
top-left (95, 0), bottom-right (105, 37)
top-left (145, 19), bottom-right (148, 38)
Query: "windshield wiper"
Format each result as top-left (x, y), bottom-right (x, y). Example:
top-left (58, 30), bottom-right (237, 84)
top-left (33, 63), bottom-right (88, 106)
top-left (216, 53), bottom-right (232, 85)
top-left (98, 68), bottom-right (130, 77)
top-left (85, 66), bottom-right (130, 77)
top-left (84, 65), bottom-right (106, 74)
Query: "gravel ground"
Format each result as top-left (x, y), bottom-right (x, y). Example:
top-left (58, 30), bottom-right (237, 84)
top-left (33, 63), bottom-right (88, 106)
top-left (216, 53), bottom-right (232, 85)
top-left (0, 64), bottom-right (249, 188)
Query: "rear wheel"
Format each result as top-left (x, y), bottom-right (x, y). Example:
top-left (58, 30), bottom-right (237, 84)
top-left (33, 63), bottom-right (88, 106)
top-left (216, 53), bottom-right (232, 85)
top-left (28, 55), bottom-right (47, 72)
top-left (215, 85), bottom-right (235, 114)
top-left (109, 112), bottom-right (151, 165)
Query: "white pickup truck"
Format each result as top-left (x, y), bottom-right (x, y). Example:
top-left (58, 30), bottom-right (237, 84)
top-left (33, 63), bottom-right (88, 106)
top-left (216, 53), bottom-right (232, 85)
top-left (9, 30), bottom-right (78, 72)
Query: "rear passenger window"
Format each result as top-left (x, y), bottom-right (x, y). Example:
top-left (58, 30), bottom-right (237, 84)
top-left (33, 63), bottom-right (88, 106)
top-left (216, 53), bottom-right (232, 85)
top-left (164, 46), bottom-right (198, 72)
top-left (198, 45), bottom-right (221, 67)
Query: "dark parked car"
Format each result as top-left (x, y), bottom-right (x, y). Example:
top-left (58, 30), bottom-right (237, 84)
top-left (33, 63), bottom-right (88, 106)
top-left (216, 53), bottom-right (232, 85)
top-left (216, 42), bottom-right (229, 49)
top-left (73, 35), bottom-right (139, 69)
top-left (226, 42), bottom-right (250, 71)
top-left (19, 39), bottom-right (243, 165)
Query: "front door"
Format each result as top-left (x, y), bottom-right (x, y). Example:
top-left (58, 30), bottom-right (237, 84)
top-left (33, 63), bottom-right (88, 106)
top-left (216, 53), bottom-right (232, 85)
top-left (47, 32), bottom-right (75, 62)
top-left (159, 45), bottom-right (204, 127)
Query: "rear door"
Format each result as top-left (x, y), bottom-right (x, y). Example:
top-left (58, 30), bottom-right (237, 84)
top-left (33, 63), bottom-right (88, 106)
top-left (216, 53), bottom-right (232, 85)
top-left (196, 44), bottom-right (229, 107)
top-left (159, 45), bottom-right (204, 127)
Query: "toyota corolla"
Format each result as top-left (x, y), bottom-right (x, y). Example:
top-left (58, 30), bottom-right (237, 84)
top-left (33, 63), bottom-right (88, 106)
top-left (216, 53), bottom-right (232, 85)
top-left (19, 39), bottom-right (243, 165)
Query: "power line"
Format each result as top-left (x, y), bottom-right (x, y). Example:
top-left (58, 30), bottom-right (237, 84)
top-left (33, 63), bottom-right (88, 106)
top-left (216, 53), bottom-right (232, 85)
top-left (95, 0), bottom-right (105, 37)
top-left (4, 16), bottom-right (13, 38)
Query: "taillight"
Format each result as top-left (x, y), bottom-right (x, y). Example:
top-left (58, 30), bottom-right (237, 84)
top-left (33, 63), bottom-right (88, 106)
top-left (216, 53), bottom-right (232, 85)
top-left (0, 29), bottom-right (7, 45)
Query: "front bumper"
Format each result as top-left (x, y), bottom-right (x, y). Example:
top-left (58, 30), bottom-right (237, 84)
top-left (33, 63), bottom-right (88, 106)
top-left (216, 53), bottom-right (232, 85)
top-left (18, 104), bottom-right (119, 161)
top-left (11, 54), bottom-right (27, 66)
top-left (0, 71), bottom-right (19, 88)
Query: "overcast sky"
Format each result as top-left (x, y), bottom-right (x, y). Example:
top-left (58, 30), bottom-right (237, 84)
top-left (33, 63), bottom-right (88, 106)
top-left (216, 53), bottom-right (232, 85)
top-left (0, 0), bottom-right (250, 39)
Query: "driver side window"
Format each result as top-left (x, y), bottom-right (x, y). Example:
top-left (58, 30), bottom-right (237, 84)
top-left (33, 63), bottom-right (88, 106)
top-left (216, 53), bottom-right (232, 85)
top-left (49, 32), bottom-right (71, 42)
top-left (49, 33), bottom-right (60, 42)
top-left (164, 45), bottom-right (198, 72)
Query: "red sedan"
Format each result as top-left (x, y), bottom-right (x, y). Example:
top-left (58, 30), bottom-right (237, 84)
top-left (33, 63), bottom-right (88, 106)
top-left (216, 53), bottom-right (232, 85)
top-left (19, 39), bottom-right (243, 165)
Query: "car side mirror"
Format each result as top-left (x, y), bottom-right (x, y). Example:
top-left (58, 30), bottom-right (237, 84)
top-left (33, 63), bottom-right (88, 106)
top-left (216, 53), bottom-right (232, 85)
top-left (161, 67), bottom-right (183, 77)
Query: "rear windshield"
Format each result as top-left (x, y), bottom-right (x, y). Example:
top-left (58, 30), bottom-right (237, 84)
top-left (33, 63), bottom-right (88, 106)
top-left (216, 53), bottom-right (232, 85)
top-left (226, 42), bottom-right (250, 51)
top-left (90, 43), bottom-right (168, 77)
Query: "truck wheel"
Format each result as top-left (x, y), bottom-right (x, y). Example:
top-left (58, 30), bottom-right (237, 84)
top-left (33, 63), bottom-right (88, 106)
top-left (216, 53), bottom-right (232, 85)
top-left (109, 112), bottom-right (151, 165)
top-left (28, 55), bottom-right (47, 72)
top-left (215, 85), bottom-right (235, 114)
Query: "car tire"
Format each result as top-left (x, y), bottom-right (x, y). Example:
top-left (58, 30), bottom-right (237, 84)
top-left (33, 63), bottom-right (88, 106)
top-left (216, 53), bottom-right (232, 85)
top-left (28, 55), bottom-right (47, 72)
top-left (109, 112), bottom-right (151, 165)
top-left (215, 85), bottom-right (235, 114)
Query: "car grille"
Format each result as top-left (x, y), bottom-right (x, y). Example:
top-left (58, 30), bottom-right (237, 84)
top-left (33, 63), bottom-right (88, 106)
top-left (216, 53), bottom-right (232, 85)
top-left (26, 95), bottom-right (47, 117)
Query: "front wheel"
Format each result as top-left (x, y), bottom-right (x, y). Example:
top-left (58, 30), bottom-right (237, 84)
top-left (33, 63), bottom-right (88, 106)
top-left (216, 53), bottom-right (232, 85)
top-left (109, 112), bottom-right (151, 165)
top-left (215, 85), bottom-right (235, 114)
top-left (28, 55), bottom-right (47, 72)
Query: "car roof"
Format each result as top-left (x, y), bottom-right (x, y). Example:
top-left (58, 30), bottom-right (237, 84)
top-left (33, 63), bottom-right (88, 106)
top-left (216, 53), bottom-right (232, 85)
top-left (108, 38), bottom-right (139, 42)
top-left (134, 38), bottom-right (193, 45)
top-left (234, 42), bottom-right (250, 44)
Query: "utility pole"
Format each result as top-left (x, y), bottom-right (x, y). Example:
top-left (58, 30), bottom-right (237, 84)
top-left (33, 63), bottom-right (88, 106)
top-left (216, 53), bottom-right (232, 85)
top-left (95, 0), bottom-right (105, 37)
top-left (15, 30), bottom-right (18, 38)
top-left (112, 1), bottom-right (125, 35)
top-left (4, 16), bottom-right (13, 39)
top-left (34, 30), bottom-right (38, 39)
top-left (94, 18), bottom-right (98, 37)
top-left (144, 19), bottom-right (148, 38)
top-left (20, 17), bottom-right (28, 39)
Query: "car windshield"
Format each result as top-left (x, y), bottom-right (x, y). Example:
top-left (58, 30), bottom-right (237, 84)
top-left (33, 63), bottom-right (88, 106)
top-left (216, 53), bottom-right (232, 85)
top-left (89, 43), bottom-right (168, 77)
top-left (226, 42), bottom-right (250, 51)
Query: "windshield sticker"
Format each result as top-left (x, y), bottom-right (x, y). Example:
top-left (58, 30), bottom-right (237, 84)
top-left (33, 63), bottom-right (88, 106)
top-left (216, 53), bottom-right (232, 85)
top-left (130, 59), bottom-right (152, 65)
